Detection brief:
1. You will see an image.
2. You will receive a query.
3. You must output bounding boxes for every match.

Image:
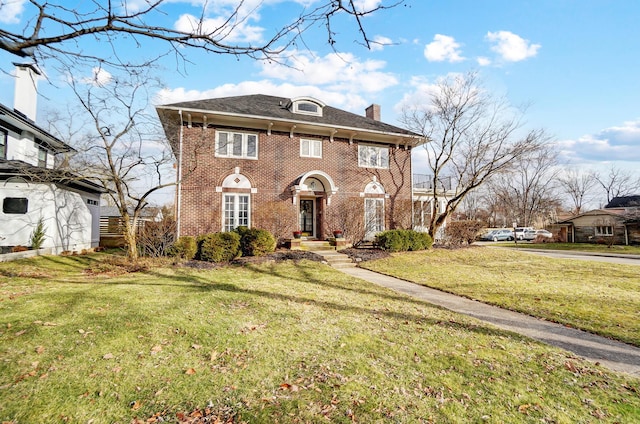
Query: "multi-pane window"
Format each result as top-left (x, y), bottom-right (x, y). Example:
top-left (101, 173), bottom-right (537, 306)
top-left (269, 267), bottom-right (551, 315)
top-left (0, 128), bottom-right (6, 159)
top-left (224, 194), bottom-right (250, 232)
top-left (216, 131), bottom-right (258, 159)
top-left (595, 226), bottom-right (613, 236)
top-left (364, 198), bottom-right (384, 238)
top-left (300, 139), bottom-right (322, 158)
top-left (358, 144), bottom-right (389, 169)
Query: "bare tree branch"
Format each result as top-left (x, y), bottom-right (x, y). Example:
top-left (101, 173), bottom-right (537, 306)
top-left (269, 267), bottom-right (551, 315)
top-left (1, 0), bottom-right (402, 71)
top-left (401, 71), bottom-right (553, 237)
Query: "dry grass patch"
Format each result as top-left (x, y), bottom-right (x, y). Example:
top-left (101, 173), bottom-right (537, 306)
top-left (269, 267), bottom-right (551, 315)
top-left (361, 246), bottom-right (640, 347)
top-left (0, 252), bottom-right (638, 423)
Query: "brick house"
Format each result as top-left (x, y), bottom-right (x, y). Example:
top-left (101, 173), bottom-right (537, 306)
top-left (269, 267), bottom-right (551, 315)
top-left (156, 95), bottom-right (425, 242)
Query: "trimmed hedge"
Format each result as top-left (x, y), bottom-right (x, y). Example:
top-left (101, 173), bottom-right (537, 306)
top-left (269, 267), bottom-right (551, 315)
top-left (375, 229), bottom-right (433, 252)
top-left (167, 236), bottom-right (197, 260)
top-left (196, 232), bottom-right (241, 263)
top-left (235, 227), bottom-right (276, 257)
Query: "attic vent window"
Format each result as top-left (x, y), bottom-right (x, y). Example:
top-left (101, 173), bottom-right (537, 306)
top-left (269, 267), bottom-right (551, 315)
top-left (293, 99), bottom-right (323, 117)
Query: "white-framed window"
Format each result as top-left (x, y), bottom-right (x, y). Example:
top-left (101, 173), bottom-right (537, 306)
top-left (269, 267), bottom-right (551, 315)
top-left (300, 139), bottom-right (322, 158)
top-left (216, 131), bottom-right (258, 159)
top-left (37, 146), bottom-right (47, 167)
top-left (595, 226), bottom-right (613, 236)
top-left (223, 194), bottom-right (250, 232)
top-left (364, 198), bottom-right (384, 238)
top-left (358, 144), bottom-right (389, 169)
top-left (292, 99), bottom-right (323, 117)
top-left (0, 127), bottom-right (7, 159)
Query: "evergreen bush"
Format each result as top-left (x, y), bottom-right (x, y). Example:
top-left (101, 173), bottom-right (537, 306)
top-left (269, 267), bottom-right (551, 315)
top-left (167, 236), bottom-right (197, 260)
top-left (196, 232), bottom-right (241, 263)
top-left (376, 229), bottom-right (432, 252)
top-left (235, 227), bottom-right (276, 257)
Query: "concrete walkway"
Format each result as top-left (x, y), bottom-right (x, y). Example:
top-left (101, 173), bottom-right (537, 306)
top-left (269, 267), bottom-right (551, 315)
top-left (312, 249), bottom-right (640, 377)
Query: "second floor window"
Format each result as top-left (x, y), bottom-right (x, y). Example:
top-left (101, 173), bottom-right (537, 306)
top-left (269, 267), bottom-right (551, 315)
top-left (38, 147), bottom-right (47, 167)
top-left (0, 128), bottom-right (6, 159)
top-left (216, 131), bottom-right (258, 159)
top-left (300, 139), bottom-right (322, 158)
top-left (358, 144), bottom-right (389, 169)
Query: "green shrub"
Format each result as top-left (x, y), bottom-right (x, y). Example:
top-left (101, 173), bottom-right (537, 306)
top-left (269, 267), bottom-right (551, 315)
top-left (406, 230), bottom-right (433, 250)
top-left (196, 232), bottom-right (241, 263)
top-left (167, 236), bottom-right (197, 260)
top-left (235, 227), bottom-right (276, 257)
top-left (30, 217), bottom-right (47, 250)
top-left (376, 229), bottom-right (432, 252)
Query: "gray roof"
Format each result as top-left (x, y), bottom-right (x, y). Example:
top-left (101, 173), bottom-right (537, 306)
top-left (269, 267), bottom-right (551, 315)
top-left (0, 159), bottom-right (105, 194)
top-left (0, 102), bottom-right (75, 154)
top-left (605, 196), bottom-right (640, 208)
top-left (160, 94), bottom-right (420, 137)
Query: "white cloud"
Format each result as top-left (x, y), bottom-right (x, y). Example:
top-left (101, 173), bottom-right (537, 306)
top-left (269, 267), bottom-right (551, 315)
top-left (259, 51), bottom-right (398, 93)
top-left (370, 35), bottom-right (393, 52)
top-left (557, 119), bottom-right (640, 162)
top-left (486, 31), bottom-right (540, 62)
top-left (155, 80), bottom-right (372, 114)
top-left (353, 0), bottom-right (383, 12)
top-left (476, 56), bottom-right (491, 66)
top-left (174, 13), bottom-right (263, 43)
top-left (0, 0), bottom-right (26, 24)
top-left (82, 67), bottom-right (112, 87)
top-left (424, 34), bottom-right (464, 63)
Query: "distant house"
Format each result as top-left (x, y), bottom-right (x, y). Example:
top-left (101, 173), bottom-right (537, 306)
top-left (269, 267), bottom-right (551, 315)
top-left (156, 94), bottom-right (425, 242)
top-left (0, 63), bottom-right (104, 254)
top-left (557, 208), bottom-right (638, 245)
top-left (412, 174), bottom-right (456, 240)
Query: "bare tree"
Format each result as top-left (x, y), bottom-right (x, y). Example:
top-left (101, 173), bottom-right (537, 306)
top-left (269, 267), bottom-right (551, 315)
top-left (400, 72), bottom-right (551, 238)
top-left (557, 168), bottom-right (597, 215)
top-left (488, 144), bottom-right (560, 227)
top-left (594, 165), bottom-right (639, 204)
top-left (0, 0), bottom-right (401, 71)
top-left (50, 67), bottom-right (184, 261)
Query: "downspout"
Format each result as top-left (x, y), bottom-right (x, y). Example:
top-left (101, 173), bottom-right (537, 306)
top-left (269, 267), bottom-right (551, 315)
top-left (176, 109), bottom-right (184, 238)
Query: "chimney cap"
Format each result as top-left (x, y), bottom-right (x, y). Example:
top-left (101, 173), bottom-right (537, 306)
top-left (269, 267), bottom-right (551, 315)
top-left (13, 62), bottom-right (42, 76)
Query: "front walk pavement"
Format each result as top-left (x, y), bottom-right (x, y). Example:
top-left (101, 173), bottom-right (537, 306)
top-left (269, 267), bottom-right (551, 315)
top-left (312, 249), bottom-right (640, 377)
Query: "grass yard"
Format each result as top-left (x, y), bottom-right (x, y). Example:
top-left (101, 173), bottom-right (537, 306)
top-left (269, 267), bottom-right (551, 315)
top-left (361, 247), bottom-right (640, 348)
top-left (0, 253), bottom-right (639, 423)
top-left (506, 242), bottom-right (640, 255)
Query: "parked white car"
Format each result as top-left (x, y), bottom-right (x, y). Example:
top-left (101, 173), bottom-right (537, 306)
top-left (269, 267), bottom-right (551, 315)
top-left (522, 229), bottom-right (553, 241)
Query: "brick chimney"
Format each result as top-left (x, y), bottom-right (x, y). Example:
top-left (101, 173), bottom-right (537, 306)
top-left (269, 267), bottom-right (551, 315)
top-left (365, 104), bottom-right (381, 121)
top-left (13, 62), bottom-right (41, 121)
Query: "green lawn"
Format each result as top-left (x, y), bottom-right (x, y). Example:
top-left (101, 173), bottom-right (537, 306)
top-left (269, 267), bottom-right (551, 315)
top-left (0, 253), bottom-right (639, 423)
top-left (361, 247), bottom-right (640, 347)
top-left (506, 241), bottom-right (640, 255)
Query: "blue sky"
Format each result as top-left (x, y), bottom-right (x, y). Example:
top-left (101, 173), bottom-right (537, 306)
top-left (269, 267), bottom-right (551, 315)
top-left (1, 0), bottom-right (639, 181)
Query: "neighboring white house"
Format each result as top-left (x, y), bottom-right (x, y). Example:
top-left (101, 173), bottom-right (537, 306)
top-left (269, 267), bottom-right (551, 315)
top-left (0, 63), bottom-right (104, 254)
top-left (412, 174), bottom-right (456, 240)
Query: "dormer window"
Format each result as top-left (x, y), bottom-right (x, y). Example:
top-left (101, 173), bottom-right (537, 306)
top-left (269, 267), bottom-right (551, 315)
top-left (290, 97), bottom-right (324, 117)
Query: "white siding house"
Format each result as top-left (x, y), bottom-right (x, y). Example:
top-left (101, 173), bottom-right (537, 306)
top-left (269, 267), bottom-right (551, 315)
top-left (0, 63), bottom-right (104, 254)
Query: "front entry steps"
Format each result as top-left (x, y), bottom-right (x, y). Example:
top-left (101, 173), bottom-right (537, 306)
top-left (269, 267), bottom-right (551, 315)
top-left (311, 249), bottom-right (356, 269)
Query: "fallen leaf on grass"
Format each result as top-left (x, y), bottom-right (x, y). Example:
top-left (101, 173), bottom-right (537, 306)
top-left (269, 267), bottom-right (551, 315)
top-left (35, 346), bottom-right (45, 354)
top-left (150, 345), bottom-right (163, 354)
top-left (102, 353), bottom-right (114, 360)
top-left (15, 330), bottom-right (26, 336)
top-left (185, 368), bottom-right (196, 375)
top-left (130, 400), bottom-right (141, 410)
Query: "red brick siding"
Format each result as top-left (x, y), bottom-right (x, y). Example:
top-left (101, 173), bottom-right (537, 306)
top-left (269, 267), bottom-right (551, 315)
top-left (178, 124), bottom-right (413, 237)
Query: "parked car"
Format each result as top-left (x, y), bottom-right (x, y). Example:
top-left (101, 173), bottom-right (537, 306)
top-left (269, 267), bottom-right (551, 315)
top-left (514, 227), bottom-right (534, 240)
top-left (489, 229), bottom-right (514, 241)
top-left (479, 230), bottom-right (499, 241)
top-left (522, 229), bottom-right (553, 241)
